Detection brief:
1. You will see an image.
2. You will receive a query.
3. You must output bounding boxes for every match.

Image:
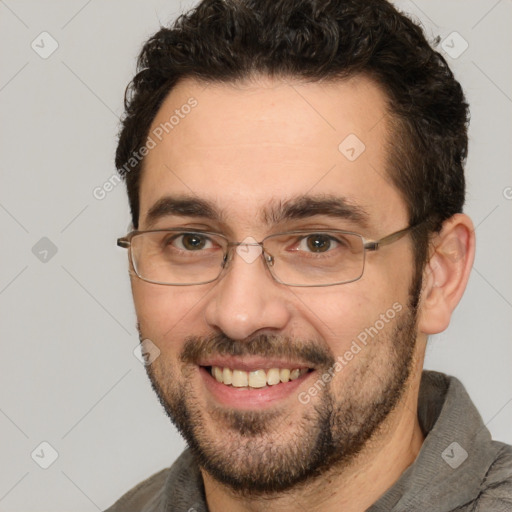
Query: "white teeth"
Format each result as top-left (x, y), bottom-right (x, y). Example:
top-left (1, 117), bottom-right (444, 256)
top-left (280, 368), bottom-right (290, 383)
top-left (267, 368), bottom-right (281, 386)
top-left (248, 370), bottom-right (267, 388)
top-left (232, 369), bottom-right (248, 387)
top-left (222, 367), bottom-right (232, 385)
top-left (210, 365), bottom-right (310, 388)
top-left (213, 366), bottom-right (223, 383)
top-left (289, 369), bottom-right (301, 380)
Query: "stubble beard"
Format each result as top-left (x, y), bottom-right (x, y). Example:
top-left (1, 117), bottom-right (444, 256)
top-left (143, 297), bottom-right (419, 497)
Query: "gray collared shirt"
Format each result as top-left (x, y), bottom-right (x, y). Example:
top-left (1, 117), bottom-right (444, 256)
top-left (105, 371), bottom-right (512, 511)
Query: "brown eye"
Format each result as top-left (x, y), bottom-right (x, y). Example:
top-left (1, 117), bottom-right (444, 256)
top-left (181, 233), bottom-right (207, 250)
top-left (165, 233), bottom-right (212, 251)
top-left (303, 234), bottom-right (333, 253)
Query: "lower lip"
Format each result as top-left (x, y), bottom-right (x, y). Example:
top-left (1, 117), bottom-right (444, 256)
top-left (199, 366), bottom-right (314, 409)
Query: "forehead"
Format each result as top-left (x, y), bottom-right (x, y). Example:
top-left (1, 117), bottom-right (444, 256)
top-left (139, 75), bottom-right (407, 232)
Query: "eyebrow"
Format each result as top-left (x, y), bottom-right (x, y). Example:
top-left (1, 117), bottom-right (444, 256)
top-left (144, 196), bottom-right (222, 228)
top-left (143, 194), bottom-right (370, 229)
top-left (265, 195), bottom-right (370, 227)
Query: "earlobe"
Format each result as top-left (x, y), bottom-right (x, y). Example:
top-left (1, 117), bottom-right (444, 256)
top-left (418, 214), bottom-right (475, 335)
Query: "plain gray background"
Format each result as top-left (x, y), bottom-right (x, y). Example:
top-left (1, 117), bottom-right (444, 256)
top-left (0, 0), bottom-right (511, 510)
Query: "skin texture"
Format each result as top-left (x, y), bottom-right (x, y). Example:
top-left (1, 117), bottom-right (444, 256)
top-left (128, 75), bottom-right (475, 512)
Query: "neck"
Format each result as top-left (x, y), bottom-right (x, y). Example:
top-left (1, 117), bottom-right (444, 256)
top-left (201, 362), bottom-right (425, 512)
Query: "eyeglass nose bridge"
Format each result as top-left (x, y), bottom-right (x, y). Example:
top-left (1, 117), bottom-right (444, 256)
top-left (223, 238), bottom-right (275, 268)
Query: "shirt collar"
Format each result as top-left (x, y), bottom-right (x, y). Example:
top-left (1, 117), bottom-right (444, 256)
top-left (369, 370), bottom-right (502, 511)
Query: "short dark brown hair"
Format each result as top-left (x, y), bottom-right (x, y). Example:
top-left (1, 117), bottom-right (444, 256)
top-left (116, 0), bottom-right (469, 274)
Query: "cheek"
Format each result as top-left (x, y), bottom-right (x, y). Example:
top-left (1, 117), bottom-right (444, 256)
top-left (292, 277), bottom-right (410, 355)
top-left (131, 279), bottom-right (207, 348)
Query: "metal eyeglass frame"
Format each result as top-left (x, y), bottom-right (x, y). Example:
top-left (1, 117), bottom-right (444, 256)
top-left (117, 223), bottom-right (421, 287)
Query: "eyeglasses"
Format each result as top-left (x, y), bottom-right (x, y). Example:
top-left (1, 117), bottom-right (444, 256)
top-left (117, 224), bottom-right (419, 287)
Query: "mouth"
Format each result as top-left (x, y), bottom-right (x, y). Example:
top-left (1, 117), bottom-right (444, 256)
top-left (198, 362), bottom-right (316, 409)
top-left (205, 365), bottom-right (312, 388)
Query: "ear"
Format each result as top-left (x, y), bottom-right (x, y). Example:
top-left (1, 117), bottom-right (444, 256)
top-left (417, 213), bottom-right (475, 335)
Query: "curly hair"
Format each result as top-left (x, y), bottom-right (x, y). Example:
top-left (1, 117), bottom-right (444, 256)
top-left (116, 0), bottom-right (469, 274)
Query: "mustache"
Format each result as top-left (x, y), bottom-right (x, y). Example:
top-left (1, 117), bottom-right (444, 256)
top-left (179, 333), bottom-right (335, 369)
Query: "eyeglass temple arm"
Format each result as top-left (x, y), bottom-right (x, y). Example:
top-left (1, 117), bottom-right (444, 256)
top-left (363, 225), bottom-right (417, 252)
top-left (117, 237), bottom-right (130, 248)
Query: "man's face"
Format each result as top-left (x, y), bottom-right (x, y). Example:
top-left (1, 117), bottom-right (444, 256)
top-left (131, 76), bottom-right (423, 494)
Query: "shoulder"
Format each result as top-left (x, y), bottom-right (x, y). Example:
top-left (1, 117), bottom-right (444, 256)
top-left (103, 449), bottom-right (203, 512)
top-left (474, 442), bottom-right (512, 511)
top-left (103, 467), bottom-right (170, 512)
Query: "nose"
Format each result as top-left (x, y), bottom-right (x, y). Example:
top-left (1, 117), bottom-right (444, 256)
top-left (203, 243), bottom-right (292, 340)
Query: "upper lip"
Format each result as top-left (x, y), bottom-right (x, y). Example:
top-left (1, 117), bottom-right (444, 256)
top-left (197, 356), bottom-right (314, 372)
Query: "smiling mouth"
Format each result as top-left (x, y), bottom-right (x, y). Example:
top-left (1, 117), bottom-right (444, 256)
top-left (203, 365), bottom-right (313, 389)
